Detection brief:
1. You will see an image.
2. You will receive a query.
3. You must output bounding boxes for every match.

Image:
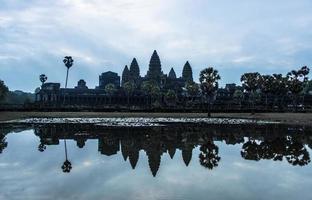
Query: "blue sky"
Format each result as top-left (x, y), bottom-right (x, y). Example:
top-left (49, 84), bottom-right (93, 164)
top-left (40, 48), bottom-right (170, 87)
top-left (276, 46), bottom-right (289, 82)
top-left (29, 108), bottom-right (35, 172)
top-left (0, 0), bottom-right (312, 92)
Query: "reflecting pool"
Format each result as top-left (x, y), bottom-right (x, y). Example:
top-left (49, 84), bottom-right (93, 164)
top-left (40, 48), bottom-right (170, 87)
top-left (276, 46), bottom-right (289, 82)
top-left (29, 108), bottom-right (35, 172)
top-left (0, 122), bottom-right (312, 200)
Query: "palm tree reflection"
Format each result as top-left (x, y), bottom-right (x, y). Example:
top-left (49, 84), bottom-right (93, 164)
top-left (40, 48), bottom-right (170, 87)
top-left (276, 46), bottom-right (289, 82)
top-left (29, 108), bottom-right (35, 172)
top-left (199, 140), bottom-right (221, 170)
top-left (0, 134), bottom-right (8, 154)
top-left (61, 139), bottom-right (72, 173)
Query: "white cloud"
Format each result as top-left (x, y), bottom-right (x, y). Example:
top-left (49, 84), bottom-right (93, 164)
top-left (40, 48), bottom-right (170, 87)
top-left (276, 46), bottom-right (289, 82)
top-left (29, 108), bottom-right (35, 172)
top-left (0, 0), bottom-right (312, 91)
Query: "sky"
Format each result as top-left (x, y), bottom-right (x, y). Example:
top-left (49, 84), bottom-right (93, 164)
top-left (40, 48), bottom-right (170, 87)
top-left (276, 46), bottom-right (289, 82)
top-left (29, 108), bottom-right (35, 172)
top-left (0, 0), bottom-right (312, 92)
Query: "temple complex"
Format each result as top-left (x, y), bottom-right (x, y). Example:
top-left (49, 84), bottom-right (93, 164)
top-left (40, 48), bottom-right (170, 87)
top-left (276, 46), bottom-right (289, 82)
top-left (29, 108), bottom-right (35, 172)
top-left (36, 50), bottom-right (202, 108)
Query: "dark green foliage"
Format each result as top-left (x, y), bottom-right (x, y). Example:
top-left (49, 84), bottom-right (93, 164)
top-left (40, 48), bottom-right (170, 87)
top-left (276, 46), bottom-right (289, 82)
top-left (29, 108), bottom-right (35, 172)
top-left (0, 80), bottom-right (9, 101)
top-left (1, 90), bottom-right (35, 104)
top-left (286, 66), bottom-right (310, 110)
top-left (260, 75), bottom-right (274, 95)
top-left (241, 136), bottom-right (310, 166)
top-left (303, 80), bottom-right (312, 94)
top-left (199, 67), bottom-right (221, 117)
top-left (182, 61), bottom-right (193, 82)
top-left (287, 66), bottom-right (310, 95)
top-left (185, 81), bottom-right (199, 96)
top-left (241, 72), bottom-right (261, 114)
top-left (141, 81), bottom-right (160, 98)
top-left (0, 134), bottom-right (8, 154)
top-left (241, 72), bottom-right (261, 92)
top-left (164, 89), bottom-right (177, 104)
top-left (199, 141), bottom-right (220, 170)
top-left (199, 67), bottom-right (220, 96)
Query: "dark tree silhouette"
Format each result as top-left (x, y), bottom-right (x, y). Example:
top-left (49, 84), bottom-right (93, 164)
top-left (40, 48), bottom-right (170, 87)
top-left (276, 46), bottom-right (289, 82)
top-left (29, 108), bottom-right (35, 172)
top-left (199, 67), bottom-right (221, 117)
top-left (62, 159), bottom-right (72, 173)
top-left (271, 74), bottom-right (288, 110)
top-left (0, 134), bottom-right (8, 154)
top-left (61, 139), bottom-right (72, 173)
top-left (63, 56), bottom-right (74, 88)
top-left (241, 72), bottom-right (261, 114)
top-left (241, 136), bottom-right (310, 166)
top-left (287, 66), bottom-right (310, 111)
top-left (241, 140), bottom-right (261, 161)
top-left (39, 74), bottom-right (47, 86)
top-left (285, 138), bottom-right (310, 166)
top-left (38, 143), bottom-right (46, 152)
top-left (260, 75), bottom-right (274, 110)
top-left (199, 141), bottom-right (221, 170)
top-left (0, 80), bottom-right (9, 101)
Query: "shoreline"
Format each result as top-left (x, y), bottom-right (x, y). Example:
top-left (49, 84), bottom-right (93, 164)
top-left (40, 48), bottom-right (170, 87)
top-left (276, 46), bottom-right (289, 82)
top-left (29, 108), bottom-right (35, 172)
top-left (0, 111), bottom-right (311, 126)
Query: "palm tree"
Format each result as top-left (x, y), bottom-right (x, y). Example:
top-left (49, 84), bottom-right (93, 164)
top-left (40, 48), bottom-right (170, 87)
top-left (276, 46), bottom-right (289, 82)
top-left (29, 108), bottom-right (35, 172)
top-left (0, 134), bottom-right (8, 154)
top-left (199, 67), bottom-right (221, 117)
top-left (241, 72), bottom-right (261, 114)
top-left (199, 140), bottom-right (221, 170)
top-left (123, 81), bottom-right (135, 108)
top-left (141, 81), bottom-right (161, 108)
top-left (287, 66), bottom-right (310, 111)
top-left (39, 74), bottom-right (47, 86)
top-left (63, 56), bottom-right (74, 88)
top-left (260, 75), bottom-right (274, 110)
top-left (61, 136), bottom-right (72, 173)
top-left (271, 74), bottom-right (288, 110)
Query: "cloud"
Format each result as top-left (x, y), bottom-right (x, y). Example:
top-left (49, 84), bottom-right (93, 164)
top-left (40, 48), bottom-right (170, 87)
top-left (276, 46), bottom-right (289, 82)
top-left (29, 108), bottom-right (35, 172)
top-left (0, 0), bottom-right (312, 91)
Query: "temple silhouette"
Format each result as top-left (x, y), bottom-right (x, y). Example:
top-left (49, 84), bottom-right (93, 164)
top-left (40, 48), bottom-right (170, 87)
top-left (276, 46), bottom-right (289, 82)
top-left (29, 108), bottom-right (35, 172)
top-left (35, 50), bottom-right (249, 110)
top-left (36, 50), bottom-right (196, 107)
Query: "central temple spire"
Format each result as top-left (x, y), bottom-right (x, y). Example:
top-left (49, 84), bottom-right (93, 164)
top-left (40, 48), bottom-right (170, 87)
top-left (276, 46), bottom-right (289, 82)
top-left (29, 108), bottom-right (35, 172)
top-left (146, 50), bottom-right (163, 83)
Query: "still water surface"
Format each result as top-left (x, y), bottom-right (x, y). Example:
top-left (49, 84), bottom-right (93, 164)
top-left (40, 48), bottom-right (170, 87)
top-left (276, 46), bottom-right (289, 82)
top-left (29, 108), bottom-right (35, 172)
top-left (0, 123), bottom-right (312, 200)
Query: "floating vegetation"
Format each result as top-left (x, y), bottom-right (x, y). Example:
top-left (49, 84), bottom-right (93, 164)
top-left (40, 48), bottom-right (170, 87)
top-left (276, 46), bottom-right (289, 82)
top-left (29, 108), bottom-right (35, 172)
top-left (3, 117), bottom-right (279, 127)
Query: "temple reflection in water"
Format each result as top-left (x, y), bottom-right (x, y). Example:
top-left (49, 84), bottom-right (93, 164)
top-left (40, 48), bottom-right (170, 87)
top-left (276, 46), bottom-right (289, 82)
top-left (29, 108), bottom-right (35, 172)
top-left (1, 123), bottom-right (312, 176)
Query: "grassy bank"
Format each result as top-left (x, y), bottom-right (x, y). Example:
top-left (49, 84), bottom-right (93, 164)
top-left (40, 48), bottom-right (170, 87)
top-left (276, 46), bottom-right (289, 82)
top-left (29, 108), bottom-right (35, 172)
top-left (0, 111), bottom-right (312, 125)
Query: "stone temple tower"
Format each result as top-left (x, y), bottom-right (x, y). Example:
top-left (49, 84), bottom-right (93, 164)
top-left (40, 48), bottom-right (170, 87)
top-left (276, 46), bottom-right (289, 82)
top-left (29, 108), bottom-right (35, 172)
top-left (182, 61), bottom-right (193, 82)
top-left (146, 50), bottom-right (163, 84)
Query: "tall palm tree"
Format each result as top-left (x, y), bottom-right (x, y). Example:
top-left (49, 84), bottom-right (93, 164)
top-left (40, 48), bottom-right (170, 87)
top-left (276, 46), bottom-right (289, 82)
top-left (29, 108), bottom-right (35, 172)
top-left (287, 66), bottom-right (310, 111)
top-left (62, 56), bottom-right (73, 173)
top-left (199, 67), bottom-right (221, 117)
top-left (61, 136), bottom-right (72, 173)
top-left (63, 56), bottom-right (74, 88)
top-left (260, 75), bottom-right (274, 110)
top-left (39, 74), bottom-right (47, 86)
top-left (241, 72), bottom-right (261, 114)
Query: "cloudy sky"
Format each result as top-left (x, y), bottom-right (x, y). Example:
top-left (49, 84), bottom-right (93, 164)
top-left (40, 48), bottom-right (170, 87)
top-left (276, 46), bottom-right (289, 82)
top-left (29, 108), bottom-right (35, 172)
top-left (0, 0), bottom-right (312, 92)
